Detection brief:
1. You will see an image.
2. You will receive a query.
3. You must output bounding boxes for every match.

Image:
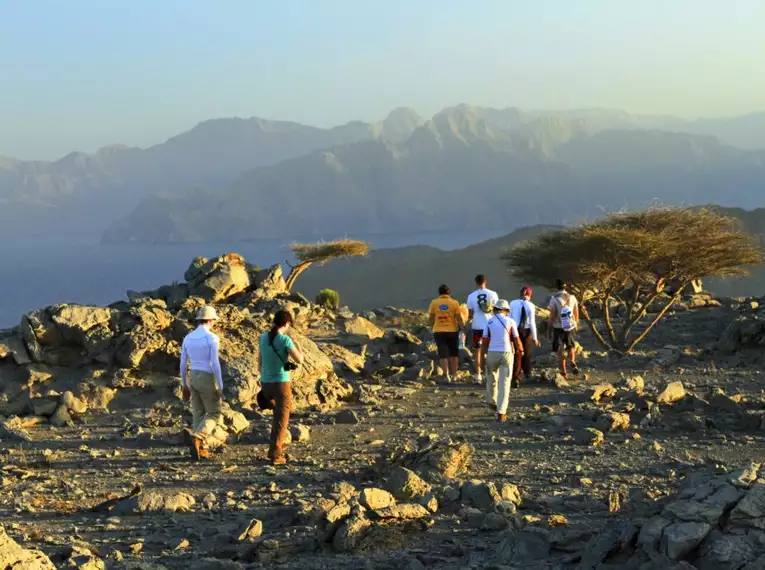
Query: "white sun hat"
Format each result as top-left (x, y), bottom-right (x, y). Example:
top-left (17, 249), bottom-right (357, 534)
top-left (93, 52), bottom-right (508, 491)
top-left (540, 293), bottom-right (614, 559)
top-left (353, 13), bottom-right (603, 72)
top-left (195, 306), bottom-right (219, 321)
top-left (495, 299), bottom-right (510, 311)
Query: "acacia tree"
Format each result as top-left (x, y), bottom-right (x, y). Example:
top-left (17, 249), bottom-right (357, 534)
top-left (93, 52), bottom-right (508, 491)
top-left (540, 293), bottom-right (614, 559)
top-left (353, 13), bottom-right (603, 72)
top-left (503, 207), bottom-right (762, 353)
top-left (285, 239), bottom-right (369, 291)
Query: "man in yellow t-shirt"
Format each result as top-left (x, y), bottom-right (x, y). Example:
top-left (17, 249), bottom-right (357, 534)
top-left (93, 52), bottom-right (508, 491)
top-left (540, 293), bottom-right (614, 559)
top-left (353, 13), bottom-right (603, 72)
top-left (428, 284), bottom-right (462, 382)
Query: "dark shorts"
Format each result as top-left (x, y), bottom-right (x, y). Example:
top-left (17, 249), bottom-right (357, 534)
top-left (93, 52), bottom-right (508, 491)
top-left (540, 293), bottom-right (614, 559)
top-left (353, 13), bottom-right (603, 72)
top-left (434, 332), bottom-right (459, 358)
top-left (552, 328), bottom-right (577, 352)
top-left (471, 329), bottom-right (485, 350)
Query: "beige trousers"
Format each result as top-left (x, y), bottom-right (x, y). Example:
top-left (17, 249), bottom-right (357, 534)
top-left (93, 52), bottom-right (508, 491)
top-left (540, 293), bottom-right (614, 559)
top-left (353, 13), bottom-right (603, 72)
top-left (189, 370), bottom-right (222, 439)
top-left (485, 351), bottom-right (514, 415)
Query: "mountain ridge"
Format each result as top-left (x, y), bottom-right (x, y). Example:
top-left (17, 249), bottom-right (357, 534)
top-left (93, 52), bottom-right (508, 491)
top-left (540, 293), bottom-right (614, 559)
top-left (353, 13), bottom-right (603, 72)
top-left (3, 104), bottom-right (765, 240)
top-left (102, 108), bottom-right (765, 243)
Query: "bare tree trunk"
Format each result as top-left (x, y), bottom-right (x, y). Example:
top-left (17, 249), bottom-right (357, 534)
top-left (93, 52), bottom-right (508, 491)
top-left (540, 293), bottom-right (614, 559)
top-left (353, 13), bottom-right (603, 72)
top-left (578, 303), bottom-right (613, 350)
top-left (603, 294), bottom-right (618, 344)
top-left (625, 284), bottom-right (688, 352)
top-left (285, 261), bottom-right (312, 291)
top-left (617, 286), bottom-right (663, 350)
top-left (623, 285), bottom-right (642, 326)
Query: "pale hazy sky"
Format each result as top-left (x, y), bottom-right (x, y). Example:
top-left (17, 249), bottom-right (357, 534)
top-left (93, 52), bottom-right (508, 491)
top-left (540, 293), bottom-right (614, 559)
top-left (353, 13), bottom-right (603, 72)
top-left (1, 0), bottom-right (764, 160)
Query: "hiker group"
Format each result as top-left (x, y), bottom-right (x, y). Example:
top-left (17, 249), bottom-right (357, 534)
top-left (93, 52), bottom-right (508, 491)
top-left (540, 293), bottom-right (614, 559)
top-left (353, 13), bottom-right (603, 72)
top-left (178, 273), bottom-right (581, 463)
top-left (428, 275), bottom-right (580, 422)
top-left (179, 306), bottom-right (302, 465)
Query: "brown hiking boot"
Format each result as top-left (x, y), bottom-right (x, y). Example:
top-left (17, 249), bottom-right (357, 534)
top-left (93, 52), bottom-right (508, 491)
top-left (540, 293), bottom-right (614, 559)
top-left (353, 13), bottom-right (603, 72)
top-left (497, 413), bottom-right (508, 423)
top-left (191, 437), bottom-right (211, 461)
top-left (271, 455), bottom-right (287, 465)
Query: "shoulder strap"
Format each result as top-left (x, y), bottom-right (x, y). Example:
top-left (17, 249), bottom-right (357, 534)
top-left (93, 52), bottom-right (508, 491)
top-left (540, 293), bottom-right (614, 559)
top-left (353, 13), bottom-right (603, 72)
top-left (269, 334), bottom-right (288, 365)
top-left (496, 315), bottom-right (511, 337)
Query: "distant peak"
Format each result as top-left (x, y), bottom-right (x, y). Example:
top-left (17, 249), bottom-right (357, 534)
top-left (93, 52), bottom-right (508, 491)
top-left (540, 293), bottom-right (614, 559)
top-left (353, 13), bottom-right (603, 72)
top-left (374, 107), bottom-right (424, 143)
top-left (384, 107), bottom-right (421, 121)
top-left (436, 103), bottom-right (478, 118)
top-left (96, 144), bottom-right (134, 155)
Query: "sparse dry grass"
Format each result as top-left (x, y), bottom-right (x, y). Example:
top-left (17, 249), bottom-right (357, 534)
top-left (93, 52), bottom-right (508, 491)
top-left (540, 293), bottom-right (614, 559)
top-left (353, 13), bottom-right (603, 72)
top-left (286, 239), bottom-right (370, 291)
top-left (291, 239), bottom-right (369, 264)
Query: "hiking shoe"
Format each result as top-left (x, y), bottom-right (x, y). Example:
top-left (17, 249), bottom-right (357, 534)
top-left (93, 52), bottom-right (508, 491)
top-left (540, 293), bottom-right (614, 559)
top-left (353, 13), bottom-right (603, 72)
top-left (572, 364), bottom-right (581, 375)
top-left (191, 437), bottom-right (210, 461)
top-left (497, 413), bottom-right (508, 423)
top-left (271, 456), bottom-right (287, 465)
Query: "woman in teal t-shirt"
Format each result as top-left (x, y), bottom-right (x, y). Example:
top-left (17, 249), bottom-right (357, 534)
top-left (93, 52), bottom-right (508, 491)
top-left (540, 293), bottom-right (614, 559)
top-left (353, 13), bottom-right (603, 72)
top-left (257, 309), bottom-right (303, 464)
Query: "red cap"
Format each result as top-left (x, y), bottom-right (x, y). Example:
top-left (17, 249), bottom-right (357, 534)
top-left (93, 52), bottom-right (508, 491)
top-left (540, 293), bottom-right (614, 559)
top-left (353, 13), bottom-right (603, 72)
top-left (520, 286), bottom-right (533, 297)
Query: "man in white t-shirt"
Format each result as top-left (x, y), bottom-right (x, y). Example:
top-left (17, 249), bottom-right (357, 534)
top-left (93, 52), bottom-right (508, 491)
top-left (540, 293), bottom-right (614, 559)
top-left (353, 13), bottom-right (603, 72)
top-left (466, 274), bottom-right (499, 384)
top-left (482, 299), bottom-right (524, 422)
top-left (547, 278), bottom-right (580, 379)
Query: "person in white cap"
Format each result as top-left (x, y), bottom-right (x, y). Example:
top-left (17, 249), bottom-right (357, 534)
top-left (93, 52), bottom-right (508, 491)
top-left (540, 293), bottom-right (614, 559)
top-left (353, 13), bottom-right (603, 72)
top-left (482, 299), bottom-right (524, 422)
top-left (180, 305), bottom-right (224, 460)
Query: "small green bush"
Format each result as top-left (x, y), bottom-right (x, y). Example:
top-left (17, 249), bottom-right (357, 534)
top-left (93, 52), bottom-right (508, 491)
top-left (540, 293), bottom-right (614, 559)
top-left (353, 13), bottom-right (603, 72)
top-left (315, 288), bottom-right (340, 311)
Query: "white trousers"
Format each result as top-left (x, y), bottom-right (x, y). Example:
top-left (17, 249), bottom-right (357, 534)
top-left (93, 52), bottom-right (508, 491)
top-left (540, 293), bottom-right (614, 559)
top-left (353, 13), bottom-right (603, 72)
top-left (485, 351), bottom-right (514, 414)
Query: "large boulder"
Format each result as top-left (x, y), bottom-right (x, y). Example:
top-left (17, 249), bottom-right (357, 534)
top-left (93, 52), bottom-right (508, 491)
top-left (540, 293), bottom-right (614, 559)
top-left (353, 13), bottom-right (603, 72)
top-left (0, 525), bottom-right (56, 569)
top-left (220, 324), bottom-right (350, 410)
top-left (250, 264), bottom-right (287, 298)
top-left (385, 466), bottom-right (432, 501)
top-left (21, 307), bottom-right (62, 363)
top-left (717, 316), bottom-right (765, 354)
top-left (185, 254), bottom-right (250, 302)
top-left (21, 304), bottom-right (116, 365)
top-left (317, 342), bottom-right (366, 375)
top-left (0, 334), bottom-right (31, 365)
top-left (657, 381), bottom-right (687, 405)
top-left (127, 299), bottom-right (174, 331)
top-left (340, 316), bottom-right (384, 340)
top-left (113, 328), bottom-right (178, 371)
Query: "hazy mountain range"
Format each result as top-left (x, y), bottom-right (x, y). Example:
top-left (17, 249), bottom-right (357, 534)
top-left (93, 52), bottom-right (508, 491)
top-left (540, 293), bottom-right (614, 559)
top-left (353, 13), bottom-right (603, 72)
top-left (2, 104), bottom-right (764, 241)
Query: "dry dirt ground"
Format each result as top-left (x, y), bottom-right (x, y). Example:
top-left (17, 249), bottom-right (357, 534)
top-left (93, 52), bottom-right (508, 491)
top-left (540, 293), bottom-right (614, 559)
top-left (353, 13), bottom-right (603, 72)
top-left (2, 304), bottom-right (765, 569)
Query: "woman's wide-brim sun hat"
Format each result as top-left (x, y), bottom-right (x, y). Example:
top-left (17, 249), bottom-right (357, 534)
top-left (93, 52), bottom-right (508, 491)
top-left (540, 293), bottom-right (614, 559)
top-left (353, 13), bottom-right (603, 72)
top-left (495, 299), bottom-right (511, 311)
top-left (196, 306), bottom-right (219, 321)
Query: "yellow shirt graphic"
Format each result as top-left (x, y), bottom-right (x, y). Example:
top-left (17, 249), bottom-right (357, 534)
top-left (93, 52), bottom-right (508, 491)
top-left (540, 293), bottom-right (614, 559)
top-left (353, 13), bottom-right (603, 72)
top-left (429, 295), bottom-right (460, 333)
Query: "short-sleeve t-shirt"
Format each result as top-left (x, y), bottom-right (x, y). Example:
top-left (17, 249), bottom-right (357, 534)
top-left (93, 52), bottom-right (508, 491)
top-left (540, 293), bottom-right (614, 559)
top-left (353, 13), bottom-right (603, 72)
top-left (482, 314), bottom-right (519, 352)
top-left (466, 287), bottom-right (499, 331)
top-left (428, 295), bottom-right (460, 333)
top-left (259, 332), bottom-right (296, 383)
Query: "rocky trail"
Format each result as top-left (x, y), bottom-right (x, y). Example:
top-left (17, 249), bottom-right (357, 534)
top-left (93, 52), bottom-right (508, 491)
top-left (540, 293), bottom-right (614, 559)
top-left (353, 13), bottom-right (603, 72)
top-left (2, 253), bottom-right (765, 569)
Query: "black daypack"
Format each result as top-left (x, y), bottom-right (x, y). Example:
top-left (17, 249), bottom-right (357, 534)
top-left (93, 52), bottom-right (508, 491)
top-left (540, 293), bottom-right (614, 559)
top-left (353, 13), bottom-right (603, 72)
top-left (519, 300), bottom-right (529, 330)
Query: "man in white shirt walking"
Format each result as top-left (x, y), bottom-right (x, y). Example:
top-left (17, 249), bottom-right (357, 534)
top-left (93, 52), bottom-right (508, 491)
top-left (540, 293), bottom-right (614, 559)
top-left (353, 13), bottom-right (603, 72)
top-left (466, 274), bottom-right (499, 384)
top-left (180, 306), bottom-right (224, 460)
top-left (482, 300), bottom-right (524, 422)
top-left (547, 279), bottom-right (581, 379)
top-left (509, 286), bottom-right (540, 387)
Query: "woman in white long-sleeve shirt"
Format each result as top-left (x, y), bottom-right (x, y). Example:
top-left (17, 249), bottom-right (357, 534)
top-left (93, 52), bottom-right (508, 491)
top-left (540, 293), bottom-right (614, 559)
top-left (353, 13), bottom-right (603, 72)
top-left (180, 306), bottom-right (224, 460)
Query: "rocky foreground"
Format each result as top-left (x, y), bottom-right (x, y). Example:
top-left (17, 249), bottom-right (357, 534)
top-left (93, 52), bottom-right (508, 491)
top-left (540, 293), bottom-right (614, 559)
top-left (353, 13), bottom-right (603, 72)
top-left (2, 253), bottom-right (765, 569)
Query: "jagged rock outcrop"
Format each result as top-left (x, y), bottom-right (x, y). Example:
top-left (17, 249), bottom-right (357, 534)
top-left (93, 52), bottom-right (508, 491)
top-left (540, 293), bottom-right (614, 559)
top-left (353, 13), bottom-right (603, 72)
top-left (184, 253), bottom-right (251, 302)
top-left (533, 464), bottom-right (765, 569)
top-left (0, 252), bottom-right (428, 427)
top-left (0, 525), bottom-right (56, 569)
top-left (717, 314), bottom-right (765, 354)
